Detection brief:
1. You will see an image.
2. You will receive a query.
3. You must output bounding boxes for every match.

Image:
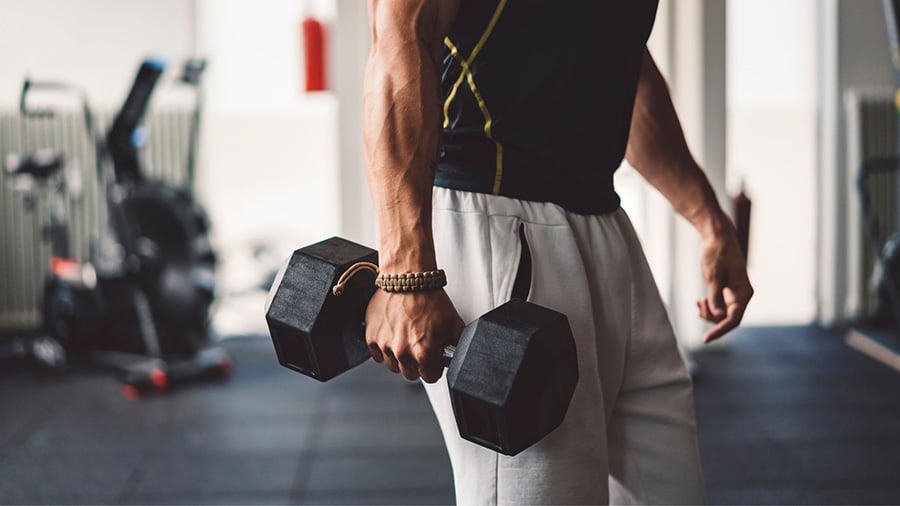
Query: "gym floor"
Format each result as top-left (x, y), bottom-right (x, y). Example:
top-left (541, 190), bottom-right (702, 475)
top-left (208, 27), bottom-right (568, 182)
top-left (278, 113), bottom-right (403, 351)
top-left (1, 325), bottom-right (898, 505)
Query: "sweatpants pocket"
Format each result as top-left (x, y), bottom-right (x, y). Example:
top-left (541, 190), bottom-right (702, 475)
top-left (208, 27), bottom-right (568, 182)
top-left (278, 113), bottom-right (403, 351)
top-left (511, 222), bottom-right (533, 301)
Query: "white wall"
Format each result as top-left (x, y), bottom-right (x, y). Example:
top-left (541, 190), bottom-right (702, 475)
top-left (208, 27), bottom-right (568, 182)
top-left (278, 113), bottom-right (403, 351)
top-left (192, 0), bottom-right (347, 334)
top-left (0, 0), bottom-right (195, 108)
top-left (196, 0), bottom-right (335, 114)
top-left (729, 0), bottom-right (817, 111)
top-left (195, 0), bottom-right (341, 256)
top-left (334, 0), bottom-right (375, 247)
top-left (727, 0), bottom-right (818, 324)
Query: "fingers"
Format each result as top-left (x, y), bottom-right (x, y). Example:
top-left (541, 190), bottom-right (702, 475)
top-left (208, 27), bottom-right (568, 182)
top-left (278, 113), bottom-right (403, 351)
top-left (413, 343), bottom-right (444, 384)
top-left (706, 280), bottom-right (726, 316)
top-left (703, 304), bottom-right (741, 342)
top-left (702, 287), bottom-right (751, 343)
top-left (381, 347), bottom-right (401, 374)
top-left (697, 228), bottom-right (753, 341)
top-left (366, 337), bottom-right (444, 382)
top-left (364, 290), bottom-right (462, 382)
top-left (367, 329), bottom-right (400, 373)
top-left (398, 341), bottom-right (448, 382)
top-left (696, 299), bottom-right (725, 323)
top-left (365, 328), bottom-right (434, 382)
top-left (394, 345), bottom-right (421, 381)
top-left (368, 342), bottom-right (384, 363)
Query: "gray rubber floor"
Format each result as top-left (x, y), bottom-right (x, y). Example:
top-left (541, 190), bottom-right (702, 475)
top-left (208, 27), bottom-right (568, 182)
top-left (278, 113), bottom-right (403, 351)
top-left (1, 325), bottom-right (899, 505)
top-left (693, 326), bottom-right (900, 505)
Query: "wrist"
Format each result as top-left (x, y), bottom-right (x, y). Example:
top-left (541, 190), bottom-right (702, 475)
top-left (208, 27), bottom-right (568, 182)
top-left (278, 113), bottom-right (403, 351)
top-left (377, 228), bottom-right (438, 273)
top-left (376, 269), bottom-right (447, 292)
top-left (690, 203), bottom-right (732, 241)
top-left (378, 254), bottom-right (438, 273)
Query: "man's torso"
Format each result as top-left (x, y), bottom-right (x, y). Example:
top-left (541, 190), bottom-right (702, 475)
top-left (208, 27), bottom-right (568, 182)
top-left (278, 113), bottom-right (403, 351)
top-left (437, 0), bottom-right (659, 214)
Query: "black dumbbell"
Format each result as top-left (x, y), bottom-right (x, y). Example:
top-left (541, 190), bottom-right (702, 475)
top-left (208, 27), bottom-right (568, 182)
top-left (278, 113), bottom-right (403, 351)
top-left (265, 236), bottom-right (578, 456)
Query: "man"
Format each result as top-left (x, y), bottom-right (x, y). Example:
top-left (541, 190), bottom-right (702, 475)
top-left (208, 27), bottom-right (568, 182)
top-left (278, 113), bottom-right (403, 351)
top-left (362, 1), bottom-right (752, 504)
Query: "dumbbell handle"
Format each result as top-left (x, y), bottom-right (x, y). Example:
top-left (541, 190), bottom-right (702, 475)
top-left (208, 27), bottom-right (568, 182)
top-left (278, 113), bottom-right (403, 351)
top-left (442, 345), bottom-right (456, 367)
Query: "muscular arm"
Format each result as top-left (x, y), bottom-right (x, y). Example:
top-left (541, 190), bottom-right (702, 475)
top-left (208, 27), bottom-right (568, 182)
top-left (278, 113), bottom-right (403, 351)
top-left (363, 0), bottom-right (457, 273)
top-left (363, 0), bottom-right (463, 382)
top-left (625, 49), bottom-right (753, 342)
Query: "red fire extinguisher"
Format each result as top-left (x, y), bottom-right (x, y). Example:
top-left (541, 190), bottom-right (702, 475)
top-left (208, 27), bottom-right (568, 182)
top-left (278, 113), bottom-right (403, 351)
top-left (302, 8), bottom-right (326, 92)
top-left (732, 181), bottom-right (751, 261)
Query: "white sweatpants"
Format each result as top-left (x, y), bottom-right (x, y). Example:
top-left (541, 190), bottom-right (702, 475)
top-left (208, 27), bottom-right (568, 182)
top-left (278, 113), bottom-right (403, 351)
top-left (425, 187), bottom-right (706, 505)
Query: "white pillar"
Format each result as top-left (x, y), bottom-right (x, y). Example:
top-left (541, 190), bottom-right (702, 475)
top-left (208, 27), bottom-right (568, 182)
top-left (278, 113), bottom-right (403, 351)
top-left (334, 0), bottom-right (374, 246)
top-left (816, 0), bottom-right (843, 325)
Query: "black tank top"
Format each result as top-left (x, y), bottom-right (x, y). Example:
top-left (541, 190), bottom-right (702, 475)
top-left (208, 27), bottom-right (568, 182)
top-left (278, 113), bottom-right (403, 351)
top-left (437, 0), bottom-right (659, 214)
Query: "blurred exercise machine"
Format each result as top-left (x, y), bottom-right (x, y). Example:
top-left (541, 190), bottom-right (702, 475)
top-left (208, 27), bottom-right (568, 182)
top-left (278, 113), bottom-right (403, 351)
top-left (2, 151), bottom-right (93, 373)
top-left (1, 59), bottom-right (232, 396)
top-left (846, 0), bottom-right (900, 371)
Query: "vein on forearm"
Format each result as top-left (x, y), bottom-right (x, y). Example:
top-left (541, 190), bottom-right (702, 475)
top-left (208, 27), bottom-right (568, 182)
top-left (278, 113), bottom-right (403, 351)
top-left (625, 49), bottom-right (724, 236)
top-left (363, 5), bottom-right (444, 272)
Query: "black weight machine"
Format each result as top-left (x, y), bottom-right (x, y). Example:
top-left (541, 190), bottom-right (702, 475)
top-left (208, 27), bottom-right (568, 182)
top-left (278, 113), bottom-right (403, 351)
top-left (1, 150), bottom-right (90, 372)
top-left (2, 58), bottom-right (232, 397)
top-left (847, 0), bottom-right (900, 369)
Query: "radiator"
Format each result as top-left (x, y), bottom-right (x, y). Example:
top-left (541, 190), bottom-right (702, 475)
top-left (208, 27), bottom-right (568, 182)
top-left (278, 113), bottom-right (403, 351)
top-left (844, 88), bottom-right (898, 320)
top-left (0, 108), bottom-right (194, 333)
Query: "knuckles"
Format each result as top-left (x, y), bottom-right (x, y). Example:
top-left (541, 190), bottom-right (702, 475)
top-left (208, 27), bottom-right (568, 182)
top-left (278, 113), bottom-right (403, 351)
top-left (364, 290), bottom-right (460, 381)
top-left (411, 345), bottom-right (431, 365)
top-left (392, 343), bottom-right (412, 363)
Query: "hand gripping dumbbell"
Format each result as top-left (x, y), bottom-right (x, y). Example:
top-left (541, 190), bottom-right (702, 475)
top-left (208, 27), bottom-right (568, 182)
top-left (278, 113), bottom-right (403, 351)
top-left (265, 237), bottom-right (578, 456)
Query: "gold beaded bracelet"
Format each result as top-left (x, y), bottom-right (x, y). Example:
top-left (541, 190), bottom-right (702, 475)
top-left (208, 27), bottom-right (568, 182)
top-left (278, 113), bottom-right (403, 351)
top-left (332, 262), bottom-right (447, 296)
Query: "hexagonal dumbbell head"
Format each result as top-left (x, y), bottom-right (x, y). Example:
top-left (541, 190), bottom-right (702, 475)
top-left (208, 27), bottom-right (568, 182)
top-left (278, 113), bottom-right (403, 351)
top-left (265, 237), bottom-right (377, 381)
top-left (446, 299), bottom-right (578, 456)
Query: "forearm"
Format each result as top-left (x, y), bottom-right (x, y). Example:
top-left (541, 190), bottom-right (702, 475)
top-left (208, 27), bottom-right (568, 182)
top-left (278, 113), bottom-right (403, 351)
top-left (363, 1), bottom-right (451, 273)
top-left (625, 49), bottom-right (728, 240)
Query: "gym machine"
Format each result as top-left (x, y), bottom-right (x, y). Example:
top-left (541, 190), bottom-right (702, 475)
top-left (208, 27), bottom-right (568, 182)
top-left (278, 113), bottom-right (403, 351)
top-left (2, 59), bottom-right (232, 396)
top-left (2, 151), bottom-right (93, 372)
top-left (265, 237), bottom-right (579, 456)
top-left (847, 0), bottom-right (900, 365)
